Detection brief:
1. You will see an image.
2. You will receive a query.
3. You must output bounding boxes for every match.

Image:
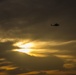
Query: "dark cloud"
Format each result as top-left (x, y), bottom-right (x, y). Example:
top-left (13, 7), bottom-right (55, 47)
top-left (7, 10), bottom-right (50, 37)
top-left (0, 0), bottom-right (6, 2)
top-left (27, 71), bottom-right (48, 75)
top-left (1, 51), bottom-right (64, 71)
top-left (0, 69), bottom-right (6, 72)
top-left (19, 70), bottom-right (76, 75)
top-left (0, 0), bottom-right (76, 41)
top-left (0, 41), bottom-right (18, 57)
top-left (0, 41), bottom-right (15, 51)
top-left (7, 67), bottom-right (29, 75)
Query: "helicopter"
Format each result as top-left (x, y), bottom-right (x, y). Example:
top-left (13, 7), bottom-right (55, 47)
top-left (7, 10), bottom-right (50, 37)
top-left (51, 23), bottom-right (59, 26)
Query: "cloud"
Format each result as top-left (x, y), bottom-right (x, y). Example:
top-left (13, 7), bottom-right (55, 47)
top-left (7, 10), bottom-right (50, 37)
top-left (4, 52), bottom-right (64, 71)
top-left (19, 70), bottom-right (76, 75)
top-left (41, 40), bottom-right (76, 56)
top-left (7, 67), bottom-right (29, 75)
top-left (0, 39), bottom-right (76, 73)
top-left (0, 41), bottom-right (18, 58)
top-left (63, 63), bottom-right (75, 69)
top-left (0, 0), bottom-right (76, 75)
top-left (0, 40), bottom-right (64, 74)
top-left (0, 0), bottom-right (76, 41)
top-left (0, 40), bottom-right (76, 73)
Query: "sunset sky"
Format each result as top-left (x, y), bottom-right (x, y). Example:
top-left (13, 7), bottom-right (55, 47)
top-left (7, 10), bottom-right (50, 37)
top-left (0, 0), bottom-right (76, 75)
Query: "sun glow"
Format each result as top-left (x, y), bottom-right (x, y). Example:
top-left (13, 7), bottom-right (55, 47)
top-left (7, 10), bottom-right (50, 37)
top-left (13, 42), bottom-right (34, 54)
top-left (13, 40), bottom-right (58, 57)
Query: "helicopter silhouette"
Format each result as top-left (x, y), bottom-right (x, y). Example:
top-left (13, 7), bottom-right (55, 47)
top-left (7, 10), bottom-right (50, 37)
top-left (51, 23), bottom-right (59, 26)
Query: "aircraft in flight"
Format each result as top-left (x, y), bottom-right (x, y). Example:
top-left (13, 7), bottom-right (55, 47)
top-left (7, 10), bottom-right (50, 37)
top-left (51, 23), bottom-right (59, 26)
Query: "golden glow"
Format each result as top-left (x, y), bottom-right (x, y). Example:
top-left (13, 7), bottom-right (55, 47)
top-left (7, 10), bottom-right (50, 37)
top-left (19, 42), bottom-right (34, 49)
top-left (13, 40), bottom-right (60, 57)
top-left (13, 42), bottom-right (34, 54)
top-left (63, 63), bottom-right (75, 69)
top-left (0, 65), bottom-right (17, 70)
top-left (14, 49), bottom-right (32, 54)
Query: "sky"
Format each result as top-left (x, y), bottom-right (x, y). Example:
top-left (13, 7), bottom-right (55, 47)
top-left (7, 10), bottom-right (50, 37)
top-left (0, 0), bottom-right (76, 75)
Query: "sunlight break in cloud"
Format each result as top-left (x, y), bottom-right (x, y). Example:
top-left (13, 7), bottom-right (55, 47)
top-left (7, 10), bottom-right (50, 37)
top-left (11, 39), bottom-right (76, 58)
top-left (12, 40), bottom-right (59, 57)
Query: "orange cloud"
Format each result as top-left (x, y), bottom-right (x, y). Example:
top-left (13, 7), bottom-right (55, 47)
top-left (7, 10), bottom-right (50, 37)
top-left (63, 63), bottom-right (75, 69)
